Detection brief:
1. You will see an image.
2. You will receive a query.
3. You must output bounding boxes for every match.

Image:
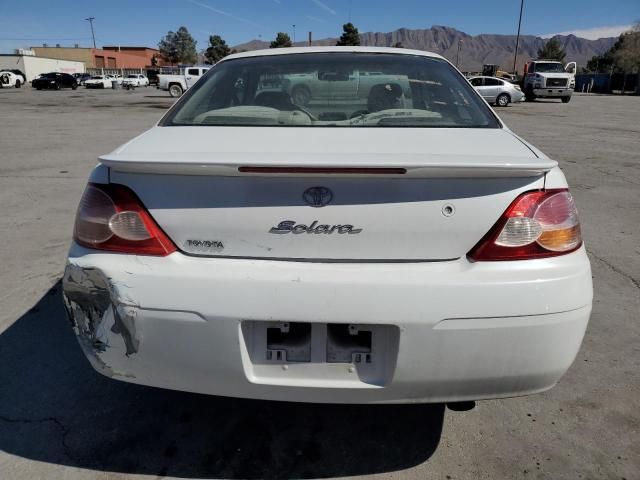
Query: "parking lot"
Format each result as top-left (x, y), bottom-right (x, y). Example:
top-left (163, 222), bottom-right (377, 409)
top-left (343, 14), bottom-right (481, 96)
top-left (0, 87), bottom-right (638, 479)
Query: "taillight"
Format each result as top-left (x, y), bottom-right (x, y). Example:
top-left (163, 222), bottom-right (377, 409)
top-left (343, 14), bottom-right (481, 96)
top-left (468, 189), bottom-right (582, 261)
top-left (73, 183), bottom-right (177, 256)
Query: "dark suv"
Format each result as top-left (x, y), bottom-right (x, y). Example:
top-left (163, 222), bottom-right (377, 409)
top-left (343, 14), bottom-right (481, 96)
top-left (32, 72), bottom-right (78, 90)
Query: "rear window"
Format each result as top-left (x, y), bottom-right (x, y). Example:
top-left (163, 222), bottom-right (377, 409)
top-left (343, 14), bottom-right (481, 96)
top-left (162, 53), bottom-right (499, 128)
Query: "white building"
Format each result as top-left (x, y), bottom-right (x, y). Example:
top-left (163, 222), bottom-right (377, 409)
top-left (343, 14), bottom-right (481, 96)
top-left (0, 52), bottom-right (85, 82)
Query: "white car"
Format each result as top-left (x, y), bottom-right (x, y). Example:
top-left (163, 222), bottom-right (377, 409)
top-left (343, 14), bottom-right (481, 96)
top-left (84, 76), bottom-right (113, 89)
top-left (468, 76), bottom-right (525, 106)
top-left (122, 74), bottom-right (149, 88)
top-left (0, 70), bottom-right (26, 88)
top-left (107, 74), bottom-right (123, 85)
top-left (63, 47), bottom-right (592, 405)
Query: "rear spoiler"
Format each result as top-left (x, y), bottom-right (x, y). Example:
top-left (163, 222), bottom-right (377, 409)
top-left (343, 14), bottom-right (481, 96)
top-left (99, 153), bottom-right (557, 178)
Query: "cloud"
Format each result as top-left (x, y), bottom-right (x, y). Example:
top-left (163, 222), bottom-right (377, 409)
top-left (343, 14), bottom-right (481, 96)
top-left (182, 0), bottom-right (263, 28)
top-left (541, 24), bottom-right (634, 40)
top-left (311, 0), bottom-right (336, 16)
top-left (305, 15), bottom-right (326, 23)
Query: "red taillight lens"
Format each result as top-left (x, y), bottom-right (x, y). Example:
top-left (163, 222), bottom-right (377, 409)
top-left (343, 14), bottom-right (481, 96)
top-left (468, 189), bottom-right (582, 261)
top-left (73, 183), bottom-right (177, 256)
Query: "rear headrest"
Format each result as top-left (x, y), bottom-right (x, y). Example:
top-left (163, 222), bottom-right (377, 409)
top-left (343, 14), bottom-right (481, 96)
top-left (254, 91), bottom-right (294, 111)
top-left (367, 83), bottom-right (403, 112)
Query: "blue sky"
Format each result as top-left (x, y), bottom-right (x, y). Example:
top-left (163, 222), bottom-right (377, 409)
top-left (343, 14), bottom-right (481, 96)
top-left (0, 0), bottom-right (638, 53)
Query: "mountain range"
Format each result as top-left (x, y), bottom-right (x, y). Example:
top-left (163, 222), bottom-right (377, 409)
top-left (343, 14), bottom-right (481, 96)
top-left (233, 26), bottom-right (616, 72)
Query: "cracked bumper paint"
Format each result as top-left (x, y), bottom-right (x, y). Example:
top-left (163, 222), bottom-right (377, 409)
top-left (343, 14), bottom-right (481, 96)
top-left (62, 264), bottom-right (140, 378)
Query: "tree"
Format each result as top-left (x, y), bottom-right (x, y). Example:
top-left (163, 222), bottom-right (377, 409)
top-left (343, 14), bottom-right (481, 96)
top-left (393, 41), bottom-right (404, 48)
top-left (150, 54), bottom-right (158, 67)
top-left (586, 24), bottom-right (640, 74)
top-left (586, 34), bottom-right (626, 72)
top-left (613, 24), bottom-right (640, 72)
top-left (336, 23), bottom-right (360, 46)
top-left (537, 38), bottom-right (566, 63)
top-left (205, 35), bottom-right (231, 64)
top-left (270, 32), bottom-right (292, 48)
top-left (158, 31), bottom-right (178, 64)
top-left (613, 24), bottom-right (640, 92)
top-left (158, 26), bottom-right (197, 65)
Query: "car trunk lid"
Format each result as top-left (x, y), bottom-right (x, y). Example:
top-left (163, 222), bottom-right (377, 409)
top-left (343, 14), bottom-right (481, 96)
top-left (104, 127), bottom-right (552, 261)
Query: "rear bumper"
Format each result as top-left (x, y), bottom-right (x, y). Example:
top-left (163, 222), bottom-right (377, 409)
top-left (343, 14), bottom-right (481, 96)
top-left (63, 244), bottom-right (592, 404)
top-left (512, 90), bottom-right (525, 102)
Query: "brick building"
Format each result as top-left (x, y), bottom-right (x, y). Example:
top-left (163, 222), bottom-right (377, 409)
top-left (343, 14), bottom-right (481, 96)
top-left (31, 45), bottom-right (168, 69)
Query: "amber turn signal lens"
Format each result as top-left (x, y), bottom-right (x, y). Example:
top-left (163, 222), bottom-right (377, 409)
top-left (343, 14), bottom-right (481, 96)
top-left (537, 224), bottom-right (582, 252)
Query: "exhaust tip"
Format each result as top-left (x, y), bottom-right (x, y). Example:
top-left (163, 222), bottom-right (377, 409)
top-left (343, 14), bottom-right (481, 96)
top-left (446, 401), bottom-right (476, 412)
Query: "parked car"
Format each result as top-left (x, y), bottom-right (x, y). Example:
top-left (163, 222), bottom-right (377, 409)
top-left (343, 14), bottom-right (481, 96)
top-left (157, 66), bottom-right (210, 97)
top-left (73, 73), bottom-right (92, 86)
top-left (7, 68), bottom-right (26, 79)
top-left (32, 72), bottom-right (78, 90)
top-left (0, 70), bottom-right (25, 88)
top-left (84, 75), bottom-right (113, 89)
top-left (122, 74), bottom-right (149, 88)
top-left (468, 76), bottom-right (525, 106)
top-left (63, 47), bottom-right (592, 405)
top-left (107, 74), bottom-right (123, 85)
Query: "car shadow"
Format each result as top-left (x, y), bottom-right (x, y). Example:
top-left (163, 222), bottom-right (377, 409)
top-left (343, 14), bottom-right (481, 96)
top-left (0, 282), bottom-right (445, 479)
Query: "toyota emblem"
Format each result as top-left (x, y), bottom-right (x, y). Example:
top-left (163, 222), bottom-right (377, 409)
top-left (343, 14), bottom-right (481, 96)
top-left (303, 186), bottom-right (333, 208)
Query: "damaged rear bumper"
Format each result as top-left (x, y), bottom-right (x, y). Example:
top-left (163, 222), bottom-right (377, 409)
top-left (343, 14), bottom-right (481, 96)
top-left (63, 264), bottom-right (141, 378)
top-left (62, 243), bottom-right (592, 404)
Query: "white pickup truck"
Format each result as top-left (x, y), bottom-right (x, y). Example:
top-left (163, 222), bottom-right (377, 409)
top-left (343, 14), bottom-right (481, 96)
top-left (157, 66), bottom-right (210, 97)
top-left (522, 60), bottom-right (576, 103)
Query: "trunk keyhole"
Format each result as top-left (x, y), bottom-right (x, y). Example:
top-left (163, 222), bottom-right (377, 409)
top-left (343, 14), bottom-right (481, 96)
top-left (442, 204), bottom-right (455, 217)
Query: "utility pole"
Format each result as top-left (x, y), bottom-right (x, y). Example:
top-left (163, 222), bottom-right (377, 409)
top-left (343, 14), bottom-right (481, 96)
top-left (456, 40), bottom-right (463, 69)
top-left (85, 17), bottom-right (96, 49)
top-left (292, 24), bottom-right (296, 44)
top-left (512, 0), bottom-right (524, 74)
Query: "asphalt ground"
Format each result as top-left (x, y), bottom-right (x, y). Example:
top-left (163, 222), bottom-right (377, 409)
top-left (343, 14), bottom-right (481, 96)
top-left (0, 86), bottom-right (638, 480)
